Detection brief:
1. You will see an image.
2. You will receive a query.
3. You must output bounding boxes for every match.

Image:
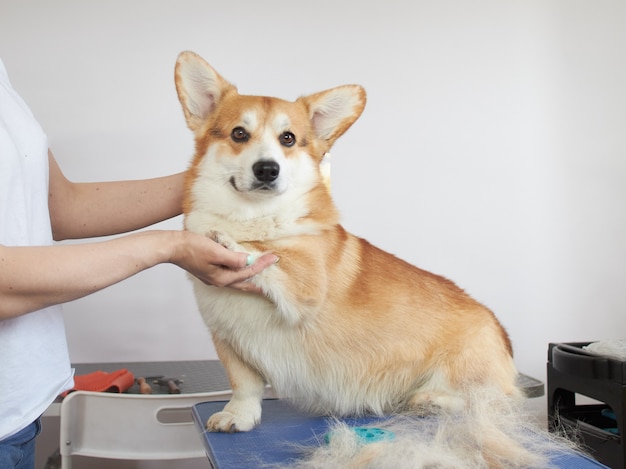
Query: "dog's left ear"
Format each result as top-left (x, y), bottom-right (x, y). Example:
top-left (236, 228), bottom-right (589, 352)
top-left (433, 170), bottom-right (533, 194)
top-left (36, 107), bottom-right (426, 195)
top-left (299, 85), bottom-right (366, 149)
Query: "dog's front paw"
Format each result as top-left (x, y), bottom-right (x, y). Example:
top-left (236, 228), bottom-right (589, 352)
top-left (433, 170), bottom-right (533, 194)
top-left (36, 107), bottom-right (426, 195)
top-left (206, 410), bottom-right (258, 433)
top-left (206, 230), bottom-right (236, 250)
top-left (206, 399), bottom-right (262, 433)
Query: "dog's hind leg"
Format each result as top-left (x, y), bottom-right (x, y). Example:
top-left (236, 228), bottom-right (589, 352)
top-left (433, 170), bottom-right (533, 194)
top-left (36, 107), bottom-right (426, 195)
top-left (406, 391), bottom-right (466, 414)
top-left (399, 366), bottom-right (466, 414)
top-left (206, 336), bottom-right (266, 432)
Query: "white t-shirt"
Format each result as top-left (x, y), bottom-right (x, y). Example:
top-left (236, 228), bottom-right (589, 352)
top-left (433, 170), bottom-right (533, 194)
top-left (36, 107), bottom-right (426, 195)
top-left (0, 58), bottom-right (74, 440)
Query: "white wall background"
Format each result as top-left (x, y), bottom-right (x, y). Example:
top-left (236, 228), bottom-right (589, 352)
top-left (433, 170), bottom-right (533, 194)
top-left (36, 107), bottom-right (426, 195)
top-left (1, 0), bottom-right (625, 467)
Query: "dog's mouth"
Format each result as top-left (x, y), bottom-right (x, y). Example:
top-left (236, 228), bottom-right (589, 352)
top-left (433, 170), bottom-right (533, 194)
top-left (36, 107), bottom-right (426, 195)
top-left (229, 177), bottom-right (277, 193)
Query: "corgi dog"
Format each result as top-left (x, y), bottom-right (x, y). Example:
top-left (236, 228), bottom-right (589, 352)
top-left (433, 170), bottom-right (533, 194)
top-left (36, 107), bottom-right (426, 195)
top-left (174, 51), bottom-right (548, 467)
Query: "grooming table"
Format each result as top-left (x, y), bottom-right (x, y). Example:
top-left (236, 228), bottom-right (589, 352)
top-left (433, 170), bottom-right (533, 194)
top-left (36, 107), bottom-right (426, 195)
top-left (193, 399), bottom-right (609, 469)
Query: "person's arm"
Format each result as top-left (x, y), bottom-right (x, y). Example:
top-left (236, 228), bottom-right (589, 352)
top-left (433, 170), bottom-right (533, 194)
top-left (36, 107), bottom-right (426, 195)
top-left (0, 152), bottom-right (277, 320)
top-left (0, 231), bottom-right (275, 320)
top-left (48, 151), bottom-right (186, 240)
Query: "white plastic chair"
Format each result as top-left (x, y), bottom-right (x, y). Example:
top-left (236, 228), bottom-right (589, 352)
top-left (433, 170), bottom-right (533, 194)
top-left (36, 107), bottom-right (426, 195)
top-left (59, 390), bottom-right (232, 469)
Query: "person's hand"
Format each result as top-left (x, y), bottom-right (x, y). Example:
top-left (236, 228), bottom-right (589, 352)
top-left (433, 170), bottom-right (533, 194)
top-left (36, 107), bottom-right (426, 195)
top-left (168, 231), bottom-right (277, 292)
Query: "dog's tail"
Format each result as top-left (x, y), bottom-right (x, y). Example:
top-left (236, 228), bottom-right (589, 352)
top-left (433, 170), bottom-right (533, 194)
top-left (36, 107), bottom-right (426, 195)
top-left (275, 387), bottom-right (579, 469)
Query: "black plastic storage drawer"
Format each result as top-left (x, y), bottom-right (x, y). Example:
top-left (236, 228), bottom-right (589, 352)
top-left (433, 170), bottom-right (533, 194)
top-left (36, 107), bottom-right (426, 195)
top-left (548, 342), bottom-right (626, 468)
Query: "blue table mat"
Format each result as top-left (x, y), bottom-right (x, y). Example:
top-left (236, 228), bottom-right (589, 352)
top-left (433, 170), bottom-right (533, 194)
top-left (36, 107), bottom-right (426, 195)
top-left (192, 399), bottom-right (609, 468)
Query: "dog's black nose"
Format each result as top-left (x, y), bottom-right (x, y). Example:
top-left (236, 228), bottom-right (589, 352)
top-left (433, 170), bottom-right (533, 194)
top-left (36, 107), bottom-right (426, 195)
top-left (253, 160), bottom-right (280, 182)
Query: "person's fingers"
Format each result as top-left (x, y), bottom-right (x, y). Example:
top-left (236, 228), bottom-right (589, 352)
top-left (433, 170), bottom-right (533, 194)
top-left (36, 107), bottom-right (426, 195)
top-left (228, 253), bottom-right (277, 283)
top-left (220, 253), bottom-right (277, 293)
top-left (214, 246), bottom-right (278, 270)
top-left (245, 253), bottom-right (279, 273)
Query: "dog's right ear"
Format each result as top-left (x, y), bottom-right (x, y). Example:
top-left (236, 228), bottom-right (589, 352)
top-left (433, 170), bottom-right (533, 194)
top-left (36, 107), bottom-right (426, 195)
top-left (174, 51), bottom-right (236, 132)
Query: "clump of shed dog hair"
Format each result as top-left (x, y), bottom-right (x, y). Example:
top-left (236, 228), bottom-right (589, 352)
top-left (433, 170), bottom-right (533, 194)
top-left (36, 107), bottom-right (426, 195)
top-left (268, 388), bottom-right (581, 469)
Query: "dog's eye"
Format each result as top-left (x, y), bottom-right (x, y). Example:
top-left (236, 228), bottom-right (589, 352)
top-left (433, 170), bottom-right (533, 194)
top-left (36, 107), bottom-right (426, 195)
top-left (231, 127), bottom-right (249, 143)
top-left (279, 131), bottom-right (296, 147)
